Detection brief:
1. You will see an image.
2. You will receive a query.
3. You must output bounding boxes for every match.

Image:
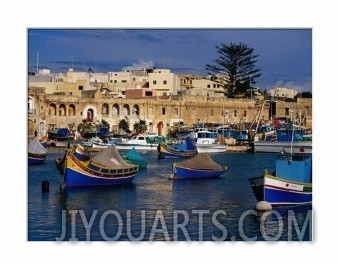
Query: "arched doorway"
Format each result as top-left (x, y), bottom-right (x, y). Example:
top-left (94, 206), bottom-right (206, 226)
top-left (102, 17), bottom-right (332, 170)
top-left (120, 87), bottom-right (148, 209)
top-left (86, 109), bottom-right (94, 122)
top-left (157, 121), bottom-right (164, 136)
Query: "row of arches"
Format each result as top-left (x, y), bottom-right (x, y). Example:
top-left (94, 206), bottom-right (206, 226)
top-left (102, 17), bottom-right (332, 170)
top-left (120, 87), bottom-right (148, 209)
top-left (47, 103), bottom-right (141, 117)
top-left (48, 103), bottom-right (76, 116)
top-left (102, 103), bottom-right (140, 117)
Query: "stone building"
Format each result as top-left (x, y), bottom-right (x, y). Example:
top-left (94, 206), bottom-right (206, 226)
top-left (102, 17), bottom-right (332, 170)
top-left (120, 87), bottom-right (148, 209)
top-left (28, 69), bottom-right (312, 138)
top-left (27, 85), bottom-right (312, 138)
top-left (267, 87), bottom-right (298, 99)
top-left (148, 69), bottom-right (180, 96)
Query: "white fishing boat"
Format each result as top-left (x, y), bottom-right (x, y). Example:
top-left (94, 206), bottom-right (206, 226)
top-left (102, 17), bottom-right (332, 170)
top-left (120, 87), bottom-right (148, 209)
top-left (195, 131), bottom-right (227, 153)
top-left (253, 140), bottom-right (312, 154)
top-left (114, 133), bottom-right (166, 151)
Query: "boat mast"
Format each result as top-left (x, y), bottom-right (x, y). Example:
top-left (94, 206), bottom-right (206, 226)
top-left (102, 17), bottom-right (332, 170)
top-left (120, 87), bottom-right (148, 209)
top-left (290, 110), bottom-right (295, 159)
top-left (252, 100), bottom-right (265, 138)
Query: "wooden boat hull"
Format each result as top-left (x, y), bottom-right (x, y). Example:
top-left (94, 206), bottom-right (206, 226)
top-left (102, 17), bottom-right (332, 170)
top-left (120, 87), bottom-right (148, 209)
top-left (55, 148), bottom-right (138, 187)
top-left (249, 154), bottom-right (312, 206)
top-left (249, 175), bottom-right (312, 206)
top-left (264, 175), bottom-right (312, 206)
top-left (196, 144), bottom-right (227, 153)
top-left (171, 163), bottom-right (227, 179)
top-left (114, 143), bottom-right (159, 151)
top-left (28, 138), bottom-right (48, 165)
top-left (158, 142), bottom-right (197, 158)
top-left (28, 153), bottom-right (47, 165)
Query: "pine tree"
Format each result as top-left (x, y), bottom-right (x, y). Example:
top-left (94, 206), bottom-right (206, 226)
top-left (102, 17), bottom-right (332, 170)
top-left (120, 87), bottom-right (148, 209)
top-left (205, 42), bottom-right (261, 98)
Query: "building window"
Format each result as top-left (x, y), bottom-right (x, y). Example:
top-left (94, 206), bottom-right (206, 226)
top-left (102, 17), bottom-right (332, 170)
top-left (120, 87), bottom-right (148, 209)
top-left (114, 80), bottom-right (117, 83)
top-left (78, 85), bottom-right (83, 90)
top-left (210, 109), bottom-right (214, 116)
top-left (122, 80), bottom-right (127, 83)
top-left (153, 80), bottom-right (157, 85)
top-left (163, 80), bottom-right (167, 85)
top-left (234, 110), bottom-right (237, 117)
top-left (162, 107), bottom-right (166, 115)
top-left (207, 84), bottom-right (210, 88)
top-left (244, 110), bottom-right (247, 117)
top-left (174, 108), bottom-right (179, 115)
top-left (145, 91), bottom-right (153, 96)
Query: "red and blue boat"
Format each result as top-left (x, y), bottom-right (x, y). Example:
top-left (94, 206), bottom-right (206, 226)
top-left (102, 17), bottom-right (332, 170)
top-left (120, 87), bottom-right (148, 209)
top-left (171, 152), bottom-right (228, 179)
top-left (55, 144), bottom-right (139, 187)
top-left (28, 137), bottom-right (48, 165)
top-left (158, 137), bottom-right (197, 159)
top-left (249, 152), bottom-right (312, 206)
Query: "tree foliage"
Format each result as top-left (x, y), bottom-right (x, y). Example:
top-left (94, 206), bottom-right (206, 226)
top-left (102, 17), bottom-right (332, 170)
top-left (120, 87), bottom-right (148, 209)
top-left (118, 118), bottom-right (130, 133)
top-left (205, 42), bottom-right (261, 98)
top-left (133, 120), bottom-right (147, 133)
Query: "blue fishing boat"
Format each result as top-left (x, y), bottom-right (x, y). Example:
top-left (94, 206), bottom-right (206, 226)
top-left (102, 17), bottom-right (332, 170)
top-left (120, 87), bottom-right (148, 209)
top-left (253, 124), bottom-right (312, 153)
top-left (249, 152), bottom-right (312, 206)
top-left (55, 144), bottom-right (139, 187)
top-left (48, 128), bottom-right (74, 141)
top-left (171, 152), bottom-right (228, 179)
top-left (158, 137), bottom-right (197, 159)
top-left (81, 127), bottom-right (113, 140)
top-left (122, 147), bottom-right (147, 169)
top-left (28, 137), bottom-right (48, 165)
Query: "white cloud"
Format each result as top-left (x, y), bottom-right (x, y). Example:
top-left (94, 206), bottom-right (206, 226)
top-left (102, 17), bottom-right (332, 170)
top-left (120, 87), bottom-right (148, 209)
top-left (122, 60), bottom-right (154, 71)
top-left (271, 79), bottom-right (312, 93)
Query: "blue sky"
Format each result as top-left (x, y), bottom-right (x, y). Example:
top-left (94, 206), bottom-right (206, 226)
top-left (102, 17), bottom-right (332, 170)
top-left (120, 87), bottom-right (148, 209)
top-left (28, 28), bottom-right (312, 92)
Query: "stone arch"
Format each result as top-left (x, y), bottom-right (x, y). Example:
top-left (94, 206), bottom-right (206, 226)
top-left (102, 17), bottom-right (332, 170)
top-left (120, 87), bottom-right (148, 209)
top-left (59, 104), bottom-right (66, 116)
top-left (28, 97), bottom-right (34, 114)
top-left (132, 104), bottom-right (140, 117)
top-left (122, 104), bottom-right (130, 117)
top-left (102, 103), bottom-right (109, 115)
top-left (82, 105), bottom-right (97, 122)
top-left (48, 103), bottom-right (57, 115)
top-left (112, 104), bottom-right (120, 116)
top-left (69, 104), bottom-right (76, 116)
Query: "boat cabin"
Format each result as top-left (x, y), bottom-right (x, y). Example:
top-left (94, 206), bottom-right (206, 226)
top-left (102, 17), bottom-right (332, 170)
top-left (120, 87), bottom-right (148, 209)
top-left (196, 131), bottom-right (217, 144)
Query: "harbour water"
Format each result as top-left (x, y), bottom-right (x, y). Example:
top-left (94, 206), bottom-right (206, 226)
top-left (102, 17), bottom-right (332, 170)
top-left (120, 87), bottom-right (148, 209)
top-left (28, 148), bottom-right (312, 241)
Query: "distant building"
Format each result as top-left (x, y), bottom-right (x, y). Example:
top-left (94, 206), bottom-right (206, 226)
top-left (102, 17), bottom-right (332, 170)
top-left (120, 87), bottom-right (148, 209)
top-left (107, 70), bottom-right (149, 97)
top-left (267, 87), bottom-right (298, 99)
top-left (190, 78), bottom-right (224, 98)
top-left (125, 88), bottom-right (157, 99)
top-left (148, 69), bottom-right (180, 96)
